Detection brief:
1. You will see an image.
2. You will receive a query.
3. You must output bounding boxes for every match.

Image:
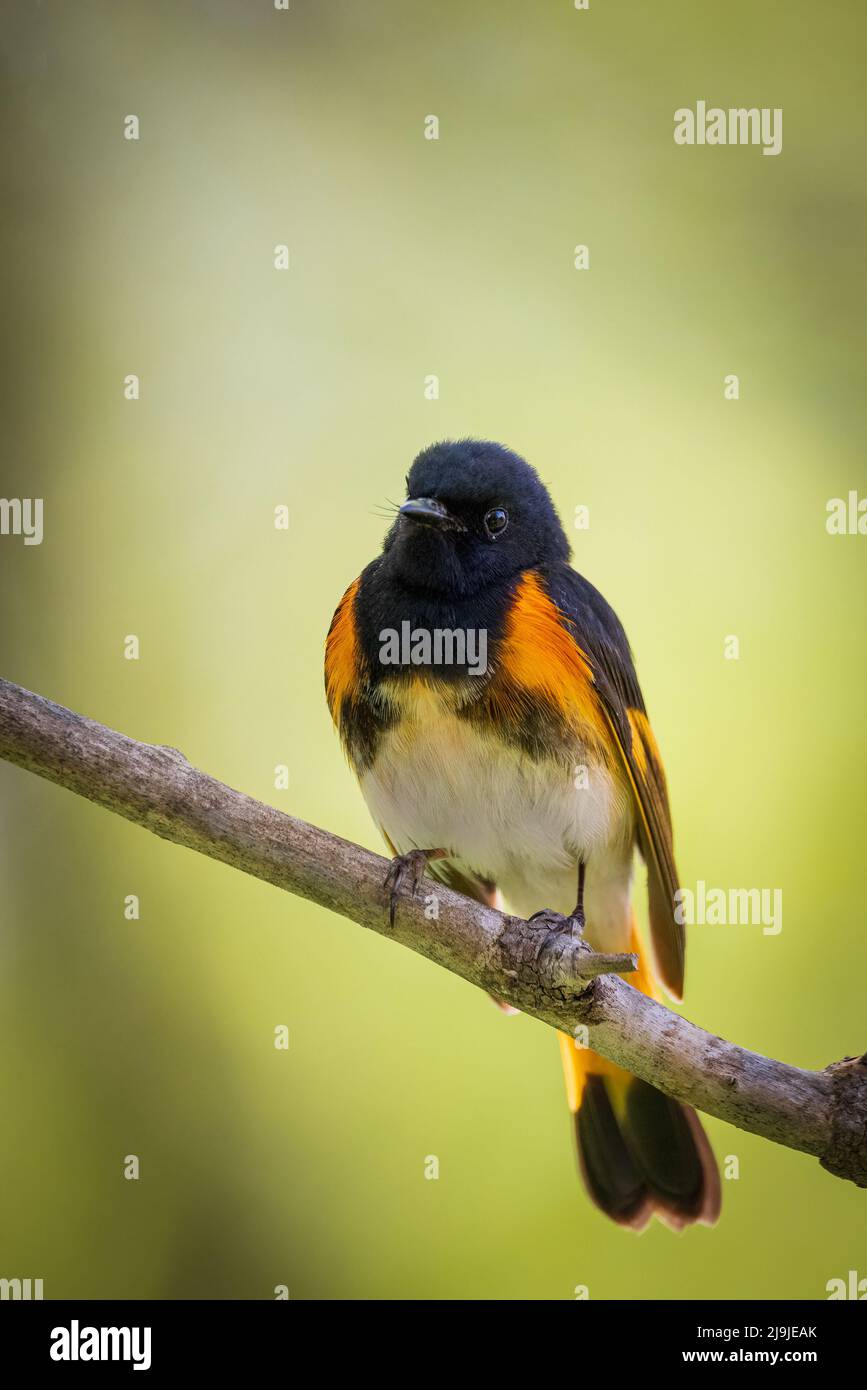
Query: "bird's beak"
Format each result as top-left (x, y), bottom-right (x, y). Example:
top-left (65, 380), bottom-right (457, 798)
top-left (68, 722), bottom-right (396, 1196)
top-left (399, 497), bottom-right (465, 532)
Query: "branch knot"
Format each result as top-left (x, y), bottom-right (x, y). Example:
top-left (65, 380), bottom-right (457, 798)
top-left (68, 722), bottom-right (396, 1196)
top-left (820, 1054), bottom-right (867, 1189)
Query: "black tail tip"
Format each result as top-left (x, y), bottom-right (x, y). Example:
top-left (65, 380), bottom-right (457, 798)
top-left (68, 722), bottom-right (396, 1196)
top-left (575, 1074), bottom-right (721, 1232)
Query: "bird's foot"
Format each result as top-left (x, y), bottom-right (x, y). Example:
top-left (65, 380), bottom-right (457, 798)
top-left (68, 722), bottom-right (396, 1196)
top-left (528, 906), bottom-right (585, 940)
top-left (383, 848), bottom-right (444, 928)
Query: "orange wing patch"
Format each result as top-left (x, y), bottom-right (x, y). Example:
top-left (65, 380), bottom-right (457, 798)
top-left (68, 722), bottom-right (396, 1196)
top-left (495, 572), bottom-right (611, 752)
top-left (324, 577), bottom-right (362, 731)
top-left (603, 703), bottom-right (684, 1000)
top-left (500, 571), bottom-right (683, 1000)
top-left (626, 708), bottom-right (665, 779)
top-left (626, 710), bottom-right (649, 777)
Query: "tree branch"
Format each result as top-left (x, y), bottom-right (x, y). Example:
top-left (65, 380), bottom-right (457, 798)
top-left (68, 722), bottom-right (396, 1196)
top-left (0, 676), bottom-right (864, 1188)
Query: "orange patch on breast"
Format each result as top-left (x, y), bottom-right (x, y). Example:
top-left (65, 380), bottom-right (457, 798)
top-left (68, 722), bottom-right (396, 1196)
top-left (495, 571), bottom-right (609, 744)
top-left (325, 577), bottom-right (362, 727)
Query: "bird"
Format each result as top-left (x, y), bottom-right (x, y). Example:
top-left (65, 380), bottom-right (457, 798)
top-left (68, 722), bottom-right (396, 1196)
top-left (324, 438), bottom-right (720, 1230)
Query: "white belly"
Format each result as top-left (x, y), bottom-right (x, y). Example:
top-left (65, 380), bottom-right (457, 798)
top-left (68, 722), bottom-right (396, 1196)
top-left (360, 694), bottom-right (637, 951)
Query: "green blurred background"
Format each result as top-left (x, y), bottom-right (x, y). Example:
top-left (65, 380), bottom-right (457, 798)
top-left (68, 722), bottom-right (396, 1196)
top-left (1, 0), bottom-right (865, 1299)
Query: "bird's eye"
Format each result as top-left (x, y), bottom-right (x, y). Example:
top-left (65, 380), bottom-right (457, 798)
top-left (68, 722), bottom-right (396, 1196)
top-left (484, 507), bottom-right (509, 538)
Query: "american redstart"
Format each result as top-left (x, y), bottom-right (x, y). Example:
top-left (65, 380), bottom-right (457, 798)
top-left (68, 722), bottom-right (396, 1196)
top-left (325, 439), bottom-right (720, 1229)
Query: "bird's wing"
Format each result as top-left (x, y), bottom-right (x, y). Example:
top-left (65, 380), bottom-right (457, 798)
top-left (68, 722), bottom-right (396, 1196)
top-left (540, 564), bottom-right (685, 1000)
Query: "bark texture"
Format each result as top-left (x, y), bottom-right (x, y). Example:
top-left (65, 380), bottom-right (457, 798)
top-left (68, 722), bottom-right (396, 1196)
top-left (0, 676), bottom-right (864, 1187)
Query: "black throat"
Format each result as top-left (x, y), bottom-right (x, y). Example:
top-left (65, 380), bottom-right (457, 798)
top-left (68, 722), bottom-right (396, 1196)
top-left (354, 557), bottom-right (519, 687)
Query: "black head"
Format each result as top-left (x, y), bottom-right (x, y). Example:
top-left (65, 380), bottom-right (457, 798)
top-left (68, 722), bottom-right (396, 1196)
top-left (381, 439), bottom-right (570, 596)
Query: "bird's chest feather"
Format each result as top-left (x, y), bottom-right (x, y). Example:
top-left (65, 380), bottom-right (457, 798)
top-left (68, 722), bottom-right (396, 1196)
top-left (359, 678), bottom-right (633, 889)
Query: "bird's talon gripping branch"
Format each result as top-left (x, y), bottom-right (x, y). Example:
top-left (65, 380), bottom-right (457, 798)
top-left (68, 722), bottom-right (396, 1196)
top-left (383, 848), bottom-right (446, 928)
top-left (529, 906), bottom-right (584, 938)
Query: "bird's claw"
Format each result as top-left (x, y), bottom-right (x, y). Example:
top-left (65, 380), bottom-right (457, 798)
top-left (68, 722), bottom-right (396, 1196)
top-left (384, 849), bottom-right (431, 928)
top-left (528, 906), bottom-right (586, 939)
